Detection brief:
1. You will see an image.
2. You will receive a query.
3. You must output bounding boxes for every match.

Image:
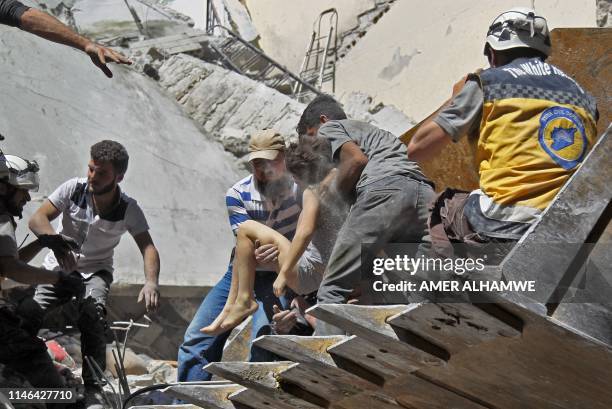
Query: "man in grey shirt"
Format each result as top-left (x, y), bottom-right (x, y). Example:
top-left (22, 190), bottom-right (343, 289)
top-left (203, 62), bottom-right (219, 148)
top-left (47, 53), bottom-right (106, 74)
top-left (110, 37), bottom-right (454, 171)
top-left (297, 95), bottom-right (434, 313)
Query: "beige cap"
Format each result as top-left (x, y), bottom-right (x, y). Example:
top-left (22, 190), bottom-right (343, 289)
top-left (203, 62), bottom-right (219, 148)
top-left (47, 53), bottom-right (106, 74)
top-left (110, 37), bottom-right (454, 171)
top-left (247, 129), bottom-right (286, 161)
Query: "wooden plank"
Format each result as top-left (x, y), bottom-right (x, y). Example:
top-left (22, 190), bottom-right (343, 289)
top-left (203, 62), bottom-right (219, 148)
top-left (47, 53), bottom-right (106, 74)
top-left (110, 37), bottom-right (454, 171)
top-left (130, 31), bottom-right (207, 49)
top-left (412, 300), bottom-right (612, 409)
top-left (229, 387), bottom-right (316, 409)
top-left (278, 363), bottom-right (389, 408)
top-left (327, 336), bottom-right (407, 381)
top-left (548, 28), bottom-right (611, 137)
top-left (165, 43), bottom-right (205, 55)
top-left (252, 335), bottom-right (346, 366)
top-left (327, 336), bottom-right (488, 408)
top-left (330, 393), bottom-right (401, 409)
top-left (205, 362), bottom-right (293, 391)
top-left (387, 303), bottom-right (521, 355)
top-left (500, 127), bottom-right (611, 333)
top-left (307, 304), bottom-right (447, 370)
top-left (162, 383), bottom-right (242, 409)
top-left (205, 362), bottom-right (322, 409)
top-left (384, 375), bottom-right (489, 409)
top-left (222, 316), bottom-right (254, 362)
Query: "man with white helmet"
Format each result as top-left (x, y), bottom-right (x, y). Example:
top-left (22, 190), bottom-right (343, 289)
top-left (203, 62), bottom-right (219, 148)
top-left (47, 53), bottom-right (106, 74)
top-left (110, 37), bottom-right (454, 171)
top-left (0, 152), bottom-right (83, 390)
top-left (408, 7), bottom-right (598, 254)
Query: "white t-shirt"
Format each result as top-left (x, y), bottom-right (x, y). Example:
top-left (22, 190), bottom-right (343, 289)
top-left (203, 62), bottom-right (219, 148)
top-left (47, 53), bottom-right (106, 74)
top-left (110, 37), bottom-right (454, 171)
top-left (43, 178), bottom-right (149, 277)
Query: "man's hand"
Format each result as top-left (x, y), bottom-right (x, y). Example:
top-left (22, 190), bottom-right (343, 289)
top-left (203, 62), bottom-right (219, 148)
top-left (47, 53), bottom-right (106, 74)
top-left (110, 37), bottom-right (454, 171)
top-left (273, 274), bottom-right (287, 298)
top-left (254, 240), bottom-right (279, 270)
top-left (84, 42), bottom-right (132, 78)
top-left (271, 304), bottom-right (297, 335)
top-left (38, 234), bottom-right (79, 272)
top-left (138, 280), bottom-right (160, 312)
top-left (56, 271), bottom-right (84, 296)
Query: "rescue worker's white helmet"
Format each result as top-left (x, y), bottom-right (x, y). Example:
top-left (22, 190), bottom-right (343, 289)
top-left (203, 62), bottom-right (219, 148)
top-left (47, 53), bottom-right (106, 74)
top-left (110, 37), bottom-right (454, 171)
top-left (485, 7), bottom-right (551, 57)
top-left (0, 153), bottom-right (40, 192)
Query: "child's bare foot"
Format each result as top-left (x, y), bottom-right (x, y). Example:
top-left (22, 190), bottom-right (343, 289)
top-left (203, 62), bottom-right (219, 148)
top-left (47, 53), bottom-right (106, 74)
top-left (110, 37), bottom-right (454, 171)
top-left (220, 299), bottom-right (259, 332)
top-left (201, 305), bottom-right (233, 335)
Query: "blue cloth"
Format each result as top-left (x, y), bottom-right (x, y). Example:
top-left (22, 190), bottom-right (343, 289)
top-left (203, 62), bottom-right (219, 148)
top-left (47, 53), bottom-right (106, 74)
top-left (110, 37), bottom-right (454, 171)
top-left (177, 267), bottom-right (288, 381)
top-left (225, 174), bottom-right (300, 238)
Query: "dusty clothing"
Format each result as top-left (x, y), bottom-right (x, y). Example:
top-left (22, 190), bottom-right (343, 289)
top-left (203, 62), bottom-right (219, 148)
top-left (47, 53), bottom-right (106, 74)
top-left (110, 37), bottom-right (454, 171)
top-left (316, 176), bottom-right (434, 305)
top-left (0, 0), bottom-right (28, 27)
top-left (319, 119), bottom-right (430, 189)
top-left (18, 270), bottom-right (112, 386)
top-left (428, 188), bottom-right (516, 264)
top-left (433, 58), bottom-right (598, 240)
top-left (315, 119), bottom-right (434, 307)
top-left (43, 178), bottom-right (149, 277)
top-left (0, 205), bottom-right (64, 391)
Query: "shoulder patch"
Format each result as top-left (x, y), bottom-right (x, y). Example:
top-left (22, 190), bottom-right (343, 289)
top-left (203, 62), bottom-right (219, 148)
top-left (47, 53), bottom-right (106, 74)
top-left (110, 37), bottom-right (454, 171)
top-left (538, 106), bottom-right (587, 170)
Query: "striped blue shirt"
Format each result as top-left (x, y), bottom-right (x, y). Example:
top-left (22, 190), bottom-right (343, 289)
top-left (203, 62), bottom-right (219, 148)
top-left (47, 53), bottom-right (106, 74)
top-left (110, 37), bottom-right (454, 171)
top-left (224, 174), bottom-right (301, 272)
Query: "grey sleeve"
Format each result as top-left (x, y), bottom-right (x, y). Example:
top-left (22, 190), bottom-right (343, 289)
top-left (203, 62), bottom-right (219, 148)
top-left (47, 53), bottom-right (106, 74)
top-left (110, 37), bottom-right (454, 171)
top-left (0, 0), bottom-right (29, 27)
top-left (0, 216), bottom-right (18, 258)
top-left (433, 79), bottom-right (483, 142)
top-left (126, 201), bottom-right (150, 237)
top-left (317, 121), bottom-right (353, 161)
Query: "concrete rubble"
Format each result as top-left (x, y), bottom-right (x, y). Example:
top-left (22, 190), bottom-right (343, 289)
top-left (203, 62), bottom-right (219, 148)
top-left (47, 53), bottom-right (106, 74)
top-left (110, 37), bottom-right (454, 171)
top-left (597, 0), bottom-right (612, 27)
top-left (210, 0), bottom-right (259, 42)
top-left (130, 51), bottom-right (415, 166)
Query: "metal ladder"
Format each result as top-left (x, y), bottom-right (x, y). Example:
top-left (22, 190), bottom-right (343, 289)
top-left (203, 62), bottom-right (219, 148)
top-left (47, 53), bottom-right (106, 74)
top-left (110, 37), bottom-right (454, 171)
top-left (207, 25), bottom-right (322, 100)
top-left (294, 8), bottom-right (339, 98)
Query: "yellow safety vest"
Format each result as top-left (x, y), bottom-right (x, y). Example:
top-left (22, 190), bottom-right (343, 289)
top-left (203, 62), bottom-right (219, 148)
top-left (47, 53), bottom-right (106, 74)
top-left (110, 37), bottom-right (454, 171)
top-left (474, 57), bottom-right (598, 211)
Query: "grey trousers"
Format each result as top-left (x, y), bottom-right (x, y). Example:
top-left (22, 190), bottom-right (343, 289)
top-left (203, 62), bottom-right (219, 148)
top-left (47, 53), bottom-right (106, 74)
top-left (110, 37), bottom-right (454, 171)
top-left (317, 176), bottom-right (434, 306)
top-left (19, 270), bottom-right (112, 386)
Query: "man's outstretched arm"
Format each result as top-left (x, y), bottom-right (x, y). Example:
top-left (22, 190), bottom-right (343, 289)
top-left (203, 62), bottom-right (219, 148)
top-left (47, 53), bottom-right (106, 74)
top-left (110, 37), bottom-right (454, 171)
top-left (133, 231), bottom-right (161, 312)
top-left (1, 0), bottom-right (131, 77)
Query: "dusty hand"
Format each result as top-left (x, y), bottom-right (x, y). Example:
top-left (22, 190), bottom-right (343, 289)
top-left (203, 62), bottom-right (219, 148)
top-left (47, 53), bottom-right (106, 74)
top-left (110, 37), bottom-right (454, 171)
top-left (273, 274), bottom-right (287, 298)
top-left (84, 42), bottom-right (132, 78)
top-left (254, 240), bottom-right (279, 269)
top-left (38, 234), bottom-right (79, 272)
top-left (138, 281), bottom-right (160, 312)
top-left (55, 251), bottom-right (77, 272)
top-left (271, 304), bottom-right (297, 335)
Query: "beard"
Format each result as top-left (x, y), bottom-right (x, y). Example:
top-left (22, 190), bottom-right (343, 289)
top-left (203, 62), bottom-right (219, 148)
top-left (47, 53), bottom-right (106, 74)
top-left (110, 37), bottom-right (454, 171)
top-left (1, 186), bottom-right (25, 219)
top-left (6, 201), bottom-right (24, 219)
top-left (259, 175), bottom-right (292, 199)
top-left (88, 180), bottom-right (116, 195)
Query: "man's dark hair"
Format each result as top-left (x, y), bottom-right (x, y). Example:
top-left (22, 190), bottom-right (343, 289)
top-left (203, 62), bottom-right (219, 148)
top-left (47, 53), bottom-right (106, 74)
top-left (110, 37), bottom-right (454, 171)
top-left (286, 138), bottom-right (334, 186)
top-left (296, 94), bottom-right (347, 136)
top-left (90, 140), bottom-right (129, 175)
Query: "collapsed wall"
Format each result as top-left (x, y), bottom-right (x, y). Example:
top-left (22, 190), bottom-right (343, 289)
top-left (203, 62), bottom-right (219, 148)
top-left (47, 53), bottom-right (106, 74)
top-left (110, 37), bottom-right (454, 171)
top-left (142, 53), bottom-right (414, 164)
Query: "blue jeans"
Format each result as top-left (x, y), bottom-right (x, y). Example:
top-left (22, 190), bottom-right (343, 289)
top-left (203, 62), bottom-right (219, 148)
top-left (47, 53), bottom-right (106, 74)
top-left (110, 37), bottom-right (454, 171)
top-left (177, 266), bottom-right (287, 381)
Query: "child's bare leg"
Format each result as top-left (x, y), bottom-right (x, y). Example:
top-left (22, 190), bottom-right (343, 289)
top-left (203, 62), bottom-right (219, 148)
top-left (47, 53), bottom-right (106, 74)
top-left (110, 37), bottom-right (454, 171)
top-left (200, 260), bottom-right (240, 335)
top-left (219, 221), bottom-right (294, 331)
top-left (219, 222), bottom-right (262, 330)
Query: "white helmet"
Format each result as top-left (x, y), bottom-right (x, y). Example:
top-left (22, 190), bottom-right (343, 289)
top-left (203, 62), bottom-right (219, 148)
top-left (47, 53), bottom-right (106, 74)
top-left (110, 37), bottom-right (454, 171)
top-left (485, 7), bottom-right (551, 57)
top-left (0, 153), bottom-right (40, 191)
